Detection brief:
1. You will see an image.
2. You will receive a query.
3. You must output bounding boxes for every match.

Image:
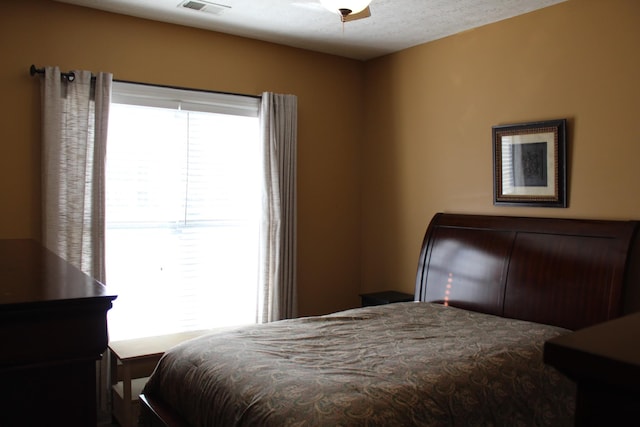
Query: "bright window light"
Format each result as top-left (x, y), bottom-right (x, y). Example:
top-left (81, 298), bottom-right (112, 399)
top-left (106, 85), bottom-right (260, 341)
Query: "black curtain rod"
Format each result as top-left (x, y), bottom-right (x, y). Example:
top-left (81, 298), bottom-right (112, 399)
top-left (30, 64), bottom-right (77, 82)
top-left (29, 65), bottom-right (262, 100)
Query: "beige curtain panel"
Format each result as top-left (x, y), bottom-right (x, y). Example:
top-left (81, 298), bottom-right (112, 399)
top-left (259, 92), bottom-right (298, 323)
top-left (40, 66), bottom-right (112, 283)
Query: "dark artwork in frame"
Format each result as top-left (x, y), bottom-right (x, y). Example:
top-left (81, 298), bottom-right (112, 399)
top-left (511, 141), bottom-right (547, 187)
top-left (493, 119), bottom-right (567, 207)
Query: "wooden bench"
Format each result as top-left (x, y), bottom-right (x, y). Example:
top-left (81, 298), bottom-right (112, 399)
top-left (109, 330), bottom-right (212, 427)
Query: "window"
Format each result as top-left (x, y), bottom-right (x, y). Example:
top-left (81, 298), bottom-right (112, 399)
top-left (106, 82), bottom-right (261, 341)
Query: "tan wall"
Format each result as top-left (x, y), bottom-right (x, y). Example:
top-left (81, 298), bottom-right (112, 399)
top-left (362, 0), bottom-right (640, 295)
top-left (0, 0), bottom-right (365, 316)
top-left (3, 0), bottom-right (639, 315)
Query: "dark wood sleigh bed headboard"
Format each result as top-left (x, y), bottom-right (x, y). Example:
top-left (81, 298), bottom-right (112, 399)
top-left (415, 213), bottom-right (640, 330)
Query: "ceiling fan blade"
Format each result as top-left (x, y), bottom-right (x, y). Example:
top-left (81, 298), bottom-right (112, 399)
top-left (343, 5), bottom-right (371, 22)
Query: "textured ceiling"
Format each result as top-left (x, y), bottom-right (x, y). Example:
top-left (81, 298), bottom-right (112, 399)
top-left (55, 0), bottom-right (567, 60)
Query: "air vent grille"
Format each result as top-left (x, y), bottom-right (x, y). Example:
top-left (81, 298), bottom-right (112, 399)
top-left (183, 1), bottom-right (206, 11)
top-left (179, 0), bottom-right (230, 15)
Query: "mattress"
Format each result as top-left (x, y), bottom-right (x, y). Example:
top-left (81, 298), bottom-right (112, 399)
top-left (141, 302), bottom-right (575, 426)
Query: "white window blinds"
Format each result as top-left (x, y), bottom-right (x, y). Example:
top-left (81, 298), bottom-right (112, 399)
top-left (106, 82), bottom-right (261, 341)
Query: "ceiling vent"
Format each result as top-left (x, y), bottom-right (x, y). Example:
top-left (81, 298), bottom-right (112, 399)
top-left (179, 0), bottom-right (230, 15)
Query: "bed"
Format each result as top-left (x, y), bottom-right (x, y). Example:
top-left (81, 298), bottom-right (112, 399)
top-left (139, 213), bottom-right (640, 427)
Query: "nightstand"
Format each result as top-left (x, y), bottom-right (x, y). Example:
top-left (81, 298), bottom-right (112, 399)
top-left (544, 312), bottom-right (640, 426)
top-left (360, 290), bottom-right (414, 307)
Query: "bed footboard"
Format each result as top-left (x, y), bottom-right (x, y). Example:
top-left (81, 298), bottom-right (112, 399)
top-left (139, 394), bottom-right (189, 427)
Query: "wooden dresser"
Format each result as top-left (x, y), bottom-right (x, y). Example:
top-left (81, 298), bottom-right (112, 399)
top-left (0, 239), bottom-right (116, 427)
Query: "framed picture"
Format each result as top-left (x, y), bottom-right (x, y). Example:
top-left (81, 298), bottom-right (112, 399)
top-left (493, 119), bottom-right (567, 207)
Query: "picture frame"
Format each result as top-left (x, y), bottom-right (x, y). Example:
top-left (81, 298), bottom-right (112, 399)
top-left (492, 119), bottom-right (567, 207)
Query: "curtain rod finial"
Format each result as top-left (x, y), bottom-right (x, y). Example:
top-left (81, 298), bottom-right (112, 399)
top-left (30, 65), bottom-right (45, 77)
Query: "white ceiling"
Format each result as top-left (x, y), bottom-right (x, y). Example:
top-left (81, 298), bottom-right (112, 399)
top-left (55, 0), bottom-right (567, 61)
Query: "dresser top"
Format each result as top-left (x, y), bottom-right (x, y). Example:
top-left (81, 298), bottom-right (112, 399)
top-left (0, 239), bottom-right (115, 309)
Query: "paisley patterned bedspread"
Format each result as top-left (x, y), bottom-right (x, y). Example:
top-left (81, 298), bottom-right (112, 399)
top-left (141, 302), bottom-right (575, 426)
